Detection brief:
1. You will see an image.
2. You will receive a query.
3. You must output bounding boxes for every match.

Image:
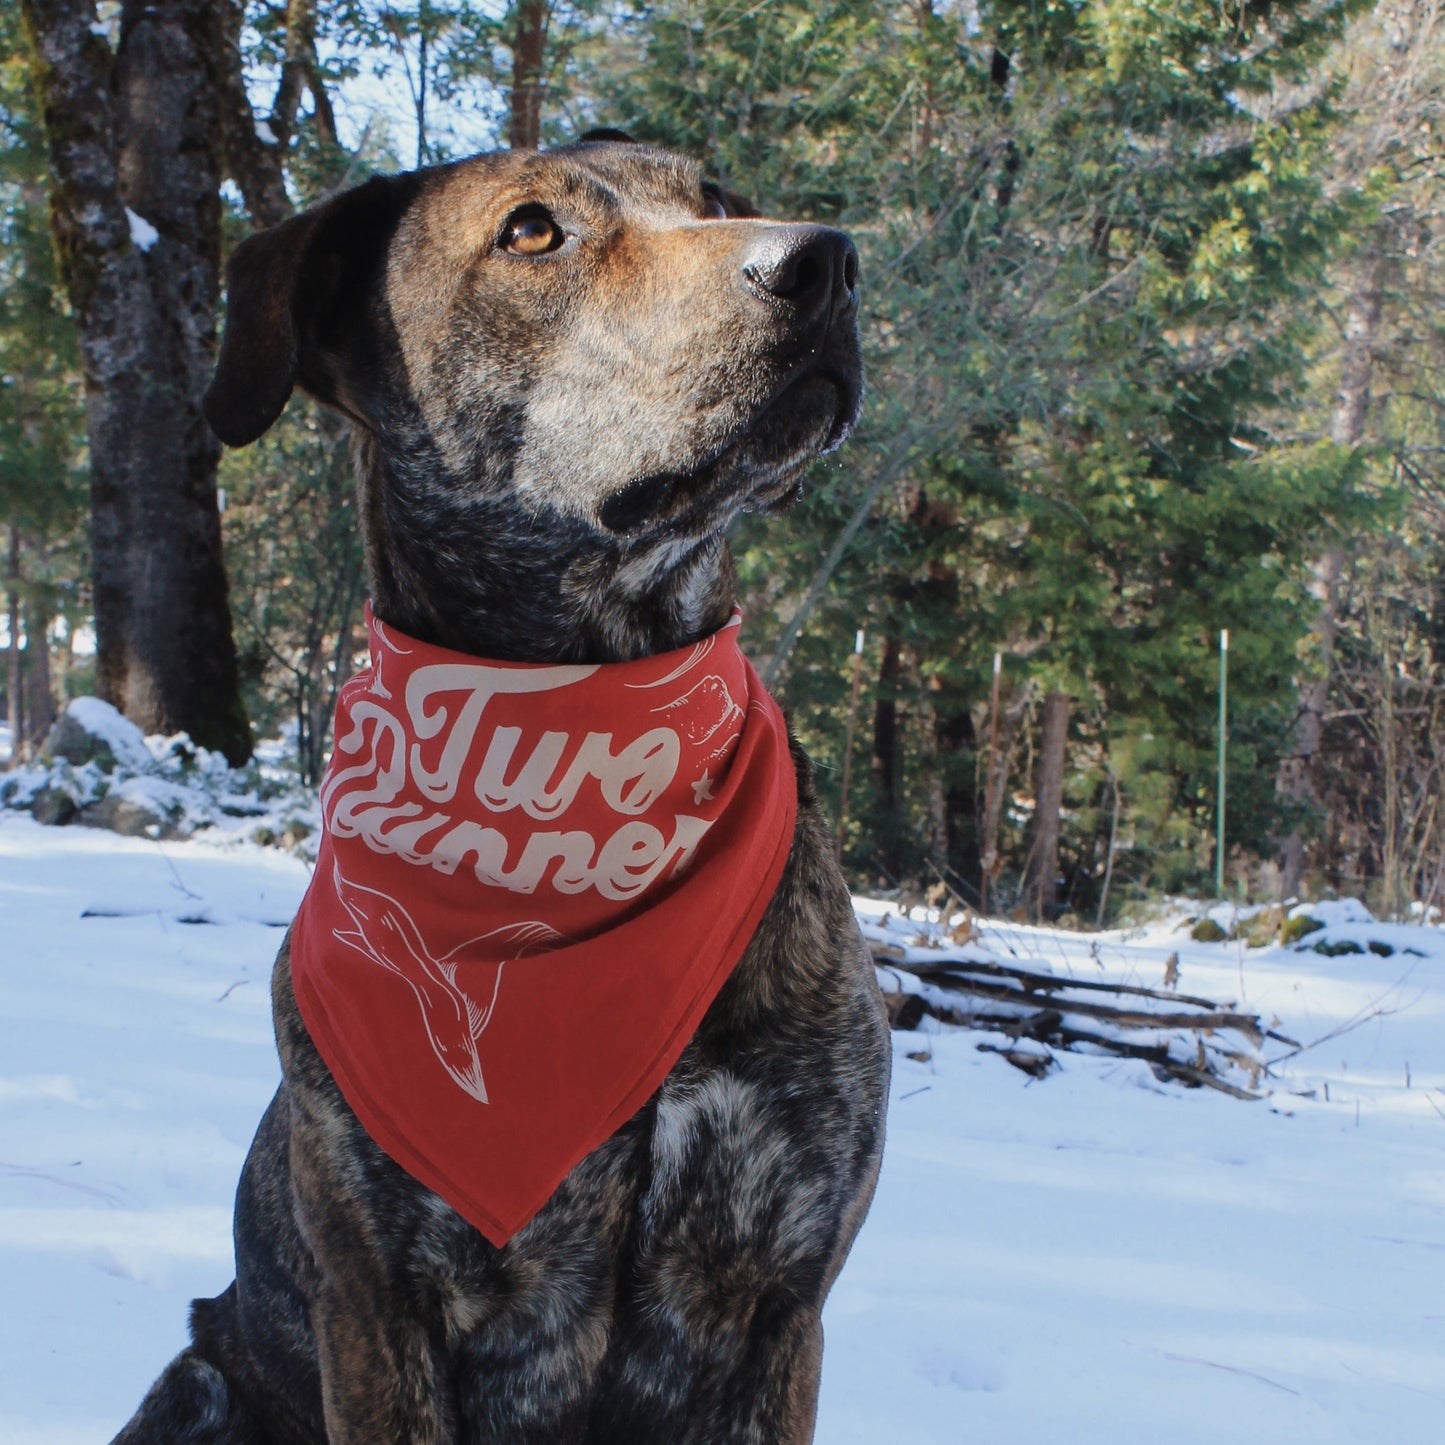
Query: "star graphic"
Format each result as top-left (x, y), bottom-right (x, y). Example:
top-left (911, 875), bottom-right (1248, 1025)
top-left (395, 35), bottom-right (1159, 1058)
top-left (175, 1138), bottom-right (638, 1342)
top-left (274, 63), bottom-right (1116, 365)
top-left (691, 770), bottom-right (714, 805)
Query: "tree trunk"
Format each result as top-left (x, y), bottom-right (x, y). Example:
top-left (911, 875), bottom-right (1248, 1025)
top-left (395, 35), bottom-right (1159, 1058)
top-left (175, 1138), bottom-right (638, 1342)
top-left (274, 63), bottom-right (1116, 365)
top-left (924, 764), bottom-right (948, 875)
top-left (23, 591), bottom-right (57, 751)
top-left (5, 528), bottom-right (21, 764)
top-left (217, 0), bottom-right (292, 228)
top-left (1023, 689), bottom-right (1069, 921)
top-left (979, 681), bottom-right (1018, 912)
top-left (936, 704), bottom-right (979, 888)
top-left (1277, 236), bottom-right (1387, 897)
top-left (871, 635), bottom-right (903, 878)
top-left (22, 0), bottom-right (251, 762)
top-left (508, 0), bottom-right (551, 150)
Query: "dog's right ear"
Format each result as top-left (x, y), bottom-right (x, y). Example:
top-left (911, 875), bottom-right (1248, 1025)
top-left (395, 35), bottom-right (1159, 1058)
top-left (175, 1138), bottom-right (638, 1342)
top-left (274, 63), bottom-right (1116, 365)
top-left (205, 175), bottom-right (414, 448)
top-left (576, 127), bottom-right (637, 145)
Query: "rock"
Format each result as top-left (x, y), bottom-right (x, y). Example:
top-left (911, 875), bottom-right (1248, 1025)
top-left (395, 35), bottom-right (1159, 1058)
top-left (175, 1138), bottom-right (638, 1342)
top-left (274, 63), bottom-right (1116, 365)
top-left (217, 797), bottom-right (269, 818)
top-left (78, 778), bottom-right (185, 839)
top-left (1241, 905), bottom-right (1286, 948)
top-left (1280, 913), bottom-right (1323, 945)
top-left (44, 698), bottom-right (150, 773)
top-left (1189, 917), bottom-right (1229, 943)
top-left (30, 786), bottom-right (78, 827)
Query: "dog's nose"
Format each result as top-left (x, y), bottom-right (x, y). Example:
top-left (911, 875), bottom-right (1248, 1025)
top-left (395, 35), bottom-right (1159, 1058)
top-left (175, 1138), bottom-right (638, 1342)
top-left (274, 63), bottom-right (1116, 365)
top-left (742, 226), bottom-right (858, 315)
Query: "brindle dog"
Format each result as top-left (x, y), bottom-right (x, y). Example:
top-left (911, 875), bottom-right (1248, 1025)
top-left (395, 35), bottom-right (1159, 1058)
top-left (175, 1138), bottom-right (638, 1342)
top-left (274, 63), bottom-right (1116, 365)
top-left (114, 137), bottom-right (888, 1445)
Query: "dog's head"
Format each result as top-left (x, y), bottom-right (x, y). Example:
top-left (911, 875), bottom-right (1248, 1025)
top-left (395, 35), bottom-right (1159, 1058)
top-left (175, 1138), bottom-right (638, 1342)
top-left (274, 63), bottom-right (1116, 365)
top-left (206, 139), bottom-right (862, 548)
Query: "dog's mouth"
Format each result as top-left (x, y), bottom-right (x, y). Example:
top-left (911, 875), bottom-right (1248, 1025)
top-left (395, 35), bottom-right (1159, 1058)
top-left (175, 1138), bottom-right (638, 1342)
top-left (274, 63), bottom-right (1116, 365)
top-left (596, 369), bottom-right (860, 538)
top-left (599, 474), bottom-right (678, 534)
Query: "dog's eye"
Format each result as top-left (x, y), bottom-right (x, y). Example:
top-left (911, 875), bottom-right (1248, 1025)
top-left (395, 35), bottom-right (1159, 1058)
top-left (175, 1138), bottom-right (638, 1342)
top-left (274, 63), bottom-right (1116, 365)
top-left (502, 210), bottom-right (565, 256)
top-left (700, 188), bottom-right (728, 221)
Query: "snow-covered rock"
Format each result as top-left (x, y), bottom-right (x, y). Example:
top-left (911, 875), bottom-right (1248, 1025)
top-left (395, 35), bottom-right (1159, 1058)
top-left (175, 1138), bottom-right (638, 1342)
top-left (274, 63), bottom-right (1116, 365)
top-left (6, 707), bottom-right (321, 855)
top-left (1291, 896), bottom-right (1375, 927)
top-left (29, 784), bottom-right (78, 827)
top-left (44, 697), bottom-right (151, 773)
top-left (78, 776), bottom-right (190, 840)
top-left (17, 759), bottom-right (108, 826)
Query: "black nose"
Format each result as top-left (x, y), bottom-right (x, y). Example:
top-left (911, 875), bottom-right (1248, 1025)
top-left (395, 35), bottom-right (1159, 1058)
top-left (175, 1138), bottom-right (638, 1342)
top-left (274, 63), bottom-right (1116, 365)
top-left (742, 226), bottom-right (858, 315)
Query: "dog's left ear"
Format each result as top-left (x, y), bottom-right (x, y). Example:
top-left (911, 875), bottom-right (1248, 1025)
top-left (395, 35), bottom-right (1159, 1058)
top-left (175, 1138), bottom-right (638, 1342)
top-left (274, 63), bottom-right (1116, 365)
top-left (206, 174), bottom-right (416, 447)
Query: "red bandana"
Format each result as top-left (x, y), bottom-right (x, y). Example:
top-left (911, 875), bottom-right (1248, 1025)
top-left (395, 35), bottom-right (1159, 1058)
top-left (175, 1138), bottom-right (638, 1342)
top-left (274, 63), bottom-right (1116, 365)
top-left (289, 607), bottom-right (797, 1245)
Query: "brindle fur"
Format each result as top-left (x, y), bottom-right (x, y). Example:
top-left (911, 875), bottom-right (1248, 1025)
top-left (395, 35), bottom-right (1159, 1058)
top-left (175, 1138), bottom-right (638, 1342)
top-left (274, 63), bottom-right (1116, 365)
top-left (113, 138), bottom-right (888, 1445)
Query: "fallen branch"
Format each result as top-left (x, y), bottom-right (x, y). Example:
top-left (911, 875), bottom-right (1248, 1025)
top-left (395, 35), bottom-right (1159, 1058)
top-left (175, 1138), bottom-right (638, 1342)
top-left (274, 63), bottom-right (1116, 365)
top-left (870, 940), bottom-right (1295, 1099)
top-left (896, 952), bottom-right (1224, 1011)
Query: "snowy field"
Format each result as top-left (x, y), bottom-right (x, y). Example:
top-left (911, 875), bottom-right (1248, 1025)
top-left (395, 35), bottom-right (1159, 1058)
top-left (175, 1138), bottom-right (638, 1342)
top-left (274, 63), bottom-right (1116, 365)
top-left (3, 811), bottom-right (1444, 1444)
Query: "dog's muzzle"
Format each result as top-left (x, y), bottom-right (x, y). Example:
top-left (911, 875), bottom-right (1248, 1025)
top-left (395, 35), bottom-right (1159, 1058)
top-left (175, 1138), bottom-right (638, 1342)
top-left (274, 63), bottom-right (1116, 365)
top-left (595, 223), bottom-right (862, 538)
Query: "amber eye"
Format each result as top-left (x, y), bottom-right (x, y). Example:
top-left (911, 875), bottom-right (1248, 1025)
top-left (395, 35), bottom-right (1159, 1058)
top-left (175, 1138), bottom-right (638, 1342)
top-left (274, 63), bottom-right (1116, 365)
top-left (700, 189), bottom-right (727, 221)
top-left (502, 210), bottom-right (565, 256)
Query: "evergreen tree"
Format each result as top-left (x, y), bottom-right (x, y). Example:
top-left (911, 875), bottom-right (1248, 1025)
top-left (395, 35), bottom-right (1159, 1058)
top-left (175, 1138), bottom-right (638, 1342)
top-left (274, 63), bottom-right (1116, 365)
top-left (0, 5), bottom-right (89, 758)
top-left (576, 0), bottom-right (1375, 913)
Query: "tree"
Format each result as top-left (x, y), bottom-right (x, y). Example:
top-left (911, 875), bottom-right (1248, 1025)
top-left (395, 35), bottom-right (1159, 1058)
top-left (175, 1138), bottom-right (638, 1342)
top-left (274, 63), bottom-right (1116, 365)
top-left (580, 0), bottom-right (1371, 915)
top-left (1277, 0), bottom-right (1445, 902)
top-left (19, 0), bottom-right (250, 761)
top-left (509, 0), bottom-right (550, 148)
top-left (2, 4), bottom-right (94, 760)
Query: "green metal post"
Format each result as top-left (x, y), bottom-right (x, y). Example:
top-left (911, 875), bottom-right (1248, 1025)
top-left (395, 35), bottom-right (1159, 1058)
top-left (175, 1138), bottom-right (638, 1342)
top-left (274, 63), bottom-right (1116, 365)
top-left (1216, 628), bottom-right (1228, 898)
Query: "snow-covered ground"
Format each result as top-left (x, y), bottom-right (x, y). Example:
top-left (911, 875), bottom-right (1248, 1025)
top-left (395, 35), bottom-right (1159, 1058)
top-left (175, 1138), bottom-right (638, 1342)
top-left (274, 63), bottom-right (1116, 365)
top-left (3, 813), bottom-right (1443, 1443)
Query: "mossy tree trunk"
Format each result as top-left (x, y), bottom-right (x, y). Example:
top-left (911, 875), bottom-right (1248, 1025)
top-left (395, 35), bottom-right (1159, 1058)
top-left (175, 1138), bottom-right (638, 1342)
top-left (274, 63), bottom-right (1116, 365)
top-left (21, 0), bottom-right (250, 762)
top-left (24, 581), bottom-right (57, 751)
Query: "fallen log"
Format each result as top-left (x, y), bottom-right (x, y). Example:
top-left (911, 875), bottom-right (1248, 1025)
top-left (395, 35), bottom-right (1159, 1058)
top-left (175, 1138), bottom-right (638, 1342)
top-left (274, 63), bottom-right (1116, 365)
top-left (896, 964), bottom-right (1282, 1047)
top-left (870, 940), bottom-right (1294, 1099)
top-left (894, 952), bottom-right (1223, 1011)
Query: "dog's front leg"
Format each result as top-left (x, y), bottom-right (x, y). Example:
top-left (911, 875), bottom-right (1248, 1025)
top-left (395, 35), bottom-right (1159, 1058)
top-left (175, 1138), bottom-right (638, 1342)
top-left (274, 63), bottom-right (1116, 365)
top-left (273, 941), bottom-right (459, 1445)
top-left (588, 1287), bottom-right (828, 1445)
top-left (310, 1288), bottom-right (453, 1445)
top-left (286, 1088), bottom-right (458, 1445)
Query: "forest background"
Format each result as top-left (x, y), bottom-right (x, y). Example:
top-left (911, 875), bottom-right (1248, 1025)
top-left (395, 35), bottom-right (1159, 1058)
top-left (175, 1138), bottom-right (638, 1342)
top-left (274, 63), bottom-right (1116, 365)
top-left (3, 0), bottom-right (1444, 925)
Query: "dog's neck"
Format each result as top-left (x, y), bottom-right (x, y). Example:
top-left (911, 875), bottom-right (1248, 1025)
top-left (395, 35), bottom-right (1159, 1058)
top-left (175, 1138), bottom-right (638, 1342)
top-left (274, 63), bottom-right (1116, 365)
top-left (355, 435), bottom-right (739, 663)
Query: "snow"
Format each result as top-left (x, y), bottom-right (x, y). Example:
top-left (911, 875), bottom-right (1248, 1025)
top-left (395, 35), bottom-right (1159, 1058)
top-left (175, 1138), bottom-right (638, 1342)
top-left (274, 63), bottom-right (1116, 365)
top-left (124, 209), bottom-right (159, 252)
top-left (1293, 896), bottom-right (1377, 927)
top-left (254, 120), bottom-right (278, 146)
top-left (3, 823), bottom-right (1443, 1443)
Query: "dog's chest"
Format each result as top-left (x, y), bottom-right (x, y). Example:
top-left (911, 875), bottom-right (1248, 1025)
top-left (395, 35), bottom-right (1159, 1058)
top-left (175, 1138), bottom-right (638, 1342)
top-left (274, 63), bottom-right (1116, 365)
top-left (402, 1048), bottom-right (839, 1354)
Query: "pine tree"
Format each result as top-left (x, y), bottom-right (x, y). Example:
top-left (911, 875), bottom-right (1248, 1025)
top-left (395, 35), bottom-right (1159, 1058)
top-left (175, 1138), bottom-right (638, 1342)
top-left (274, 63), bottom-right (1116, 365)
top-left (575, 0), bottom-right (1374, 913)
top-left (0, 5), bottom-right (90, 759)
